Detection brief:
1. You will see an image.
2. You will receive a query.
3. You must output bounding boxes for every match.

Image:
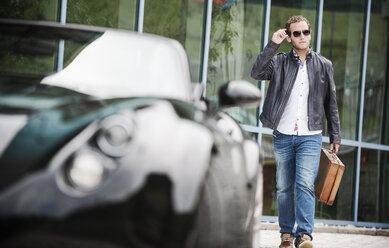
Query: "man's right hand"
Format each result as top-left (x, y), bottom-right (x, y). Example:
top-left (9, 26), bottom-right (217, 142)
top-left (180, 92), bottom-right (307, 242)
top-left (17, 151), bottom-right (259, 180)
top-left (272, 28), bottom-right (288, 44)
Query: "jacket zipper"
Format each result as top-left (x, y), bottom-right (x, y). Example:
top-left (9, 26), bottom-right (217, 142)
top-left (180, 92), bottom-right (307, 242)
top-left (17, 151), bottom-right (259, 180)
top-left (272, 61), bottom-right (299, 130)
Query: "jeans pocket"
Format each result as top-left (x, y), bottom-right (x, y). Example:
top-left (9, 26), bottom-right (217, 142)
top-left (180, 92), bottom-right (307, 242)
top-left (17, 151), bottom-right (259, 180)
top-left (272, 130), bottom-right (279, 139)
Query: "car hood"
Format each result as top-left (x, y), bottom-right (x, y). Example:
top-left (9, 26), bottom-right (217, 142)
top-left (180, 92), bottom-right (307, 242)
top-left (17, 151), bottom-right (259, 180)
top-left (0, 83), bottom-right (169, 191)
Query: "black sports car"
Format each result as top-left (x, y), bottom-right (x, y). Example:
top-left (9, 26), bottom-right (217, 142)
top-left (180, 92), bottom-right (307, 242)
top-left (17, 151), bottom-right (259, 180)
top-left (0, 19), bottom-right (263, 248)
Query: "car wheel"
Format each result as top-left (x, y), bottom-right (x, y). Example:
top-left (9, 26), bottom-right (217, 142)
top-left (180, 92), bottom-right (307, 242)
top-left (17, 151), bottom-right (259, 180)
top-left (186, 146), bottom-right (253, 248)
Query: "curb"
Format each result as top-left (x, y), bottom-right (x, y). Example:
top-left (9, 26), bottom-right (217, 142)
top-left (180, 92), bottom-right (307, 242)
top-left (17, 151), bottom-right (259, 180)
top-left (260, 222), bottom-right (389, 237)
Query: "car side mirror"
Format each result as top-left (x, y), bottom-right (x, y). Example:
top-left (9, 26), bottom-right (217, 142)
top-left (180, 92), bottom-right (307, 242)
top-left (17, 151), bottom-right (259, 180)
top-left (218, 80), bottom-right (261, 109)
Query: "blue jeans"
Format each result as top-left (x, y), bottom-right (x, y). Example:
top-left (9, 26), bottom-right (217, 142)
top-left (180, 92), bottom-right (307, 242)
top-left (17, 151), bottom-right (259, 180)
top-left (272, 130), bottom-right (322, 240)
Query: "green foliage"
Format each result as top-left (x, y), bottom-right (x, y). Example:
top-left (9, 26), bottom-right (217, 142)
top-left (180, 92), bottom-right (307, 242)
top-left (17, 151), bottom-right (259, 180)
top-left (0, 0), bottom-right (58, 20)
top-left (208, 3), bottom-right (238, 63)
top-left (67, 0), bottom-right (119, 27)
top-left (143, 0), bottom-right (188, 46)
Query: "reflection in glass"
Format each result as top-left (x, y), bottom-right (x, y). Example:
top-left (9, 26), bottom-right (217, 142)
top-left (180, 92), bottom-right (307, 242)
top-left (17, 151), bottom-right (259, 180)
top-left (261, 134), bottom-right (277, 216)
top-left (0, 33), bottom-right (58, 83)
top-left (358, 149), bottom-right (389, 223)
top-left (206, 1), bottom-right (264, 126)
top-left (67, 0), bottom-right (137, 29)
top-left (0, 28), bottom-right (102, 84)
top-left (247, 132), bottom-right (258, 141)
top-left (362, 1), bottom-right (388, 145)
top-left (0, 0), bottom-right (58, 21)
top-left (143, 0), bottom-right (204, 83)
top-left (63, 41), bottom-right (100, 69)
top-left (321, 0), bottom-right (366, 141)
top-left (315, 145), bottom-right (355, 221)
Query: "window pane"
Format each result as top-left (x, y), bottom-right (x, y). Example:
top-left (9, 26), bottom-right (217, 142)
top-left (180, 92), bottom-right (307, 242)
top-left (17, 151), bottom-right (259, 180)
top-left (0, 32), bottom-right (58, 83)
top-left (358, 149), bottom-right (389, 223)
top-left (269, 0), bottom-right (317, 53)
top-left (261, 134), bottom-right (277, 216)
top-left (143, 0), bottom-right (204, 83)
top-left (246, 132), bottom-right (258, 141)
top-left (67, 0), bottom-right (137, 30)
top-left (0, 0), bottom-right (58, 21)
top-left (315, 145), bottom-right (356, 221)
top-left (362, 1), bottom-right (388, 145)
top-left (206, 1), bottom-right (264, 126)
top-left (321, 0), bottom-right (366, 141)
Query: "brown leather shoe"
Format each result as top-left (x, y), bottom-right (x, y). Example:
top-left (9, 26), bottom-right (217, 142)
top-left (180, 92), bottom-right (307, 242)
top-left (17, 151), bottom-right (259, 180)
top-left (279, 233), bottom-right (294, 248)
top-left (296, 234), bottom-right (313, 248)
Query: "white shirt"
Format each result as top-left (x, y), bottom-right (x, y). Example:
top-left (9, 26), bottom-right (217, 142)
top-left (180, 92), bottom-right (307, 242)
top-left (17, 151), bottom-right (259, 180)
top-left (277, 57), bottom-right (322, 136)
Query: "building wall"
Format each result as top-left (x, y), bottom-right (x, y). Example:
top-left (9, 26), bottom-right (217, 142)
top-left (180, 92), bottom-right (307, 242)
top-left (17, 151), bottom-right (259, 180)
top-left (1, 0), bottom-right (388, 228)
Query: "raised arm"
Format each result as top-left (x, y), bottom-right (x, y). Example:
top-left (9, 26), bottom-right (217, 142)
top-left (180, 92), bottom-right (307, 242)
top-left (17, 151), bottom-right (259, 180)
top-left (250, 29), bottom-right (287, 80)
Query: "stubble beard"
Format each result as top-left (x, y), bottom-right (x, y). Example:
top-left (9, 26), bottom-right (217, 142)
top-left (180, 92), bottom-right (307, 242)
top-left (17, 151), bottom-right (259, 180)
top-left (291, 39), bottom-right (310, 53)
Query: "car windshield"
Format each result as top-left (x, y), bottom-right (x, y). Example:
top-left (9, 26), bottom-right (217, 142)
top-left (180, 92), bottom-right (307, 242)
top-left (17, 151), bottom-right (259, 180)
top-left (0, 19), bottom-right (193, 101)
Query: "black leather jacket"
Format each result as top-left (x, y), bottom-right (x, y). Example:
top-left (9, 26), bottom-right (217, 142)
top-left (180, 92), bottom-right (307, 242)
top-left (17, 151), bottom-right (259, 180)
top-left (251, 40), bottom-right (341, 144)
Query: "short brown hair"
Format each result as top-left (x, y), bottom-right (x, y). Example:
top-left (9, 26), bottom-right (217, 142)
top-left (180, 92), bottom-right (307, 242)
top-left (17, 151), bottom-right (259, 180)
top-left (285, 15), bottom-right (311, 36)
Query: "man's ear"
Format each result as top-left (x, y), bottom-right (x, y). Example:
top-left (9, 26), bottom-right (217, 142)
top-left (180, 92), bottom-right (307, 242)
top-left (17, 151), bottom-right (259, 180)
top-left (286, 36), bottom-right (291, 43)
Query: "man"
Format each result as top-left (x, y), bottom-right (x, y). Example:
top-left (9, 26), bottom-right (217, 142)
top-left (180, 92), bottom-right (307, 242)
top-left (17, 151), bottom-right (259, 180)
top-left (251, 16), bottom-right (341, 248)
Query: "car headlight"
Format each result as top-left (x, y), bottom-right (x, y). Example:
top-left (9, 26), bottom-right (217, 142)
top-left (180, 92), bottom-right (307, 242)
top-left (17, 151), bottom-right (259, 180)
top-left (66, 150), bottom-right (105, 192)
top-left (96, 112), bottom-right (136, 157)
top-left (54, 112), bottom-right (135, 196)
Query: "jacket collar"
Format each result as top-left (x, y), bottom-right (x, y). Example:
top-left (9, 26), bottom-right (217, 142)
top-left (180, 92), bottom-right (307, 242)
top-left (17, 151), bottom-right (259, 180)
top-left (290, 48), bottom-right (313, 62)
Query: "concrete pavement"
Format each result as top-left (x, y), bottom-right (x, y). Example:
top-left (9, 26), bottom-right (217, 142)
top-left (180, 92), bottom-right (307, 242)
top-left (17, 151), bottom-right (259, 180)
top-left (259, 222), bottom-right (389, 248)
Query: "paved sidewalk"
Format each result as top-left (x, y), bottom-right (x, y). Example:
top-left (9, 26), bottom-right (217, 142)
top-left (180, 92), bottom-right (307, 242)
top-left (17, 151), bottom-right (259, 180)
top-left (260, 222), bottom-right (389, 248)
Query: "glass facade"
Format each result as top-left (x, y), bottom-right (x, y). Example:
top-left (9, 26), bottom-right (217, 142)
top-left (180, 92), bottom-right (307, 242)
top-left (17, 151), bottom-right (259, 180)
top-left (358, 149), bottom-right (389, 223)
top-left (1, 0), bottom-right (388, 228)
top-left (206, 0), bottom-right (264, 126)
top-left (261, 134), bottom-right (277, 216)
top-left (143, 0), bottom-right (204, 83)
top-left (321, 0), bottom-right (366, 141)
top-left (0, 0), bottom-right (59, 81)
top-left (0, 0), bottom-right (58, 21)
top-left (67, 0), bottom-right (137, 29)
top-left (362, 1), bottom-right (388, 145)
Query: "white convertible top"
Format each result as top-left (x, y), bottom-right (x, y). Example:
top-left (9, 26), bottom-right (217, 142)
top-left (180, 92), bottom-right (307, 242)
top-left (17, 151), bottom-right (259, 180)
top-left (42, 30), bottom-right (193, 101)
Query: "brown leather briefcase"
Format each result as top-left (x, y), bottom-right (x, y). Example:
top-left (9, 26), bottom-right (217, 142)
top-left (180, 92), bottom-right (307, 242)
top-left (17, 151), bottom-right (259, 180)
top-left (314, 148), bottom-right (345, 206)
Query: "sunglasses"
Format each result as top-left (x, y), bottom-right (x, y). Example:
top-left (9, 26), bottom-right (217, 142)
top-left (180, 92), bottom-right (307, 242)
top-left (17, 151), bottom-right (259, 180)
top-left (291, 29), bottom-right (311, 37)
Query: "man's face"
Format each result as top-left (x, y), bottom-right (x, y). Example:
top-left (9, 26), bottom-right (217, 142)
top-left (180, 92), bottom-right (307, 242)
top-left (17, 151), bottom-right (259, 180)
top-left (287, 21), bottom-right (311, 51)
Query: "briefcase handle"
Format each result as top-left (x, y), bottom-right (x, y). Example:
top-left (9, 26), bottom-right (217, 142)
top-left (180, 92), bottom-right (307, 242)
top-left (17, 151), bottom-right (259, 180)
top-left (326, 149), bottom-right (342, 165)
